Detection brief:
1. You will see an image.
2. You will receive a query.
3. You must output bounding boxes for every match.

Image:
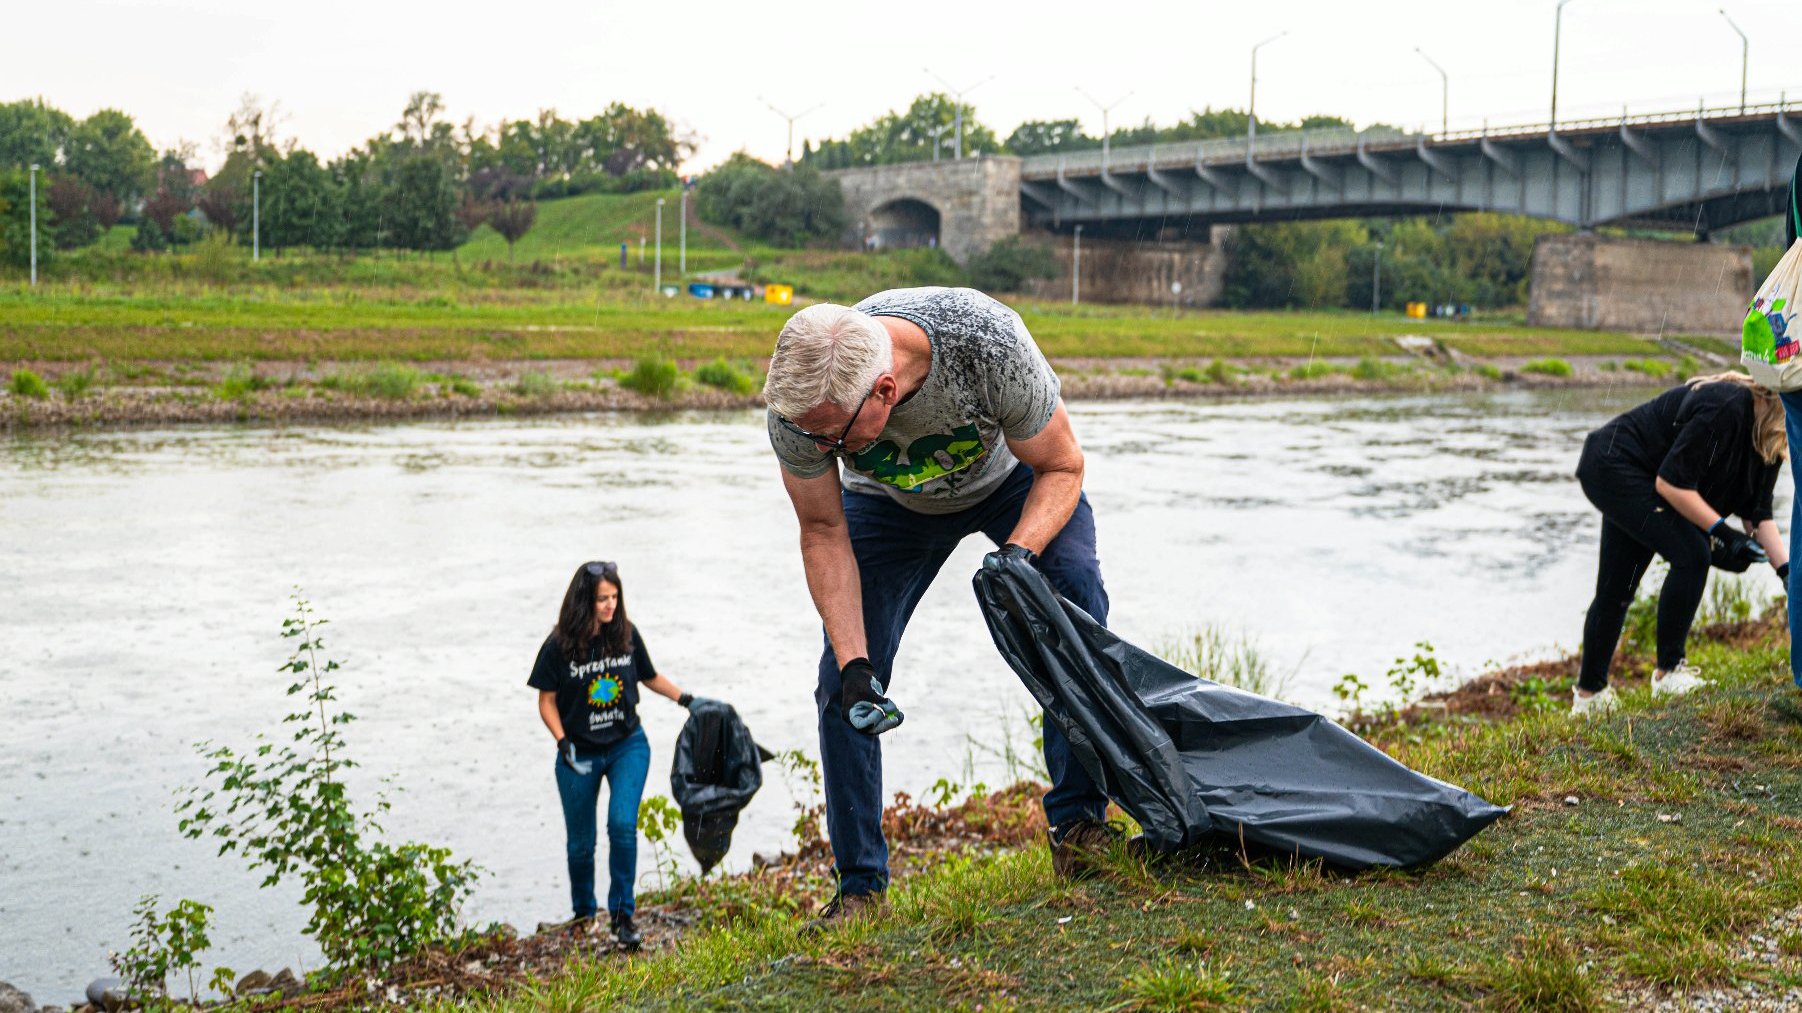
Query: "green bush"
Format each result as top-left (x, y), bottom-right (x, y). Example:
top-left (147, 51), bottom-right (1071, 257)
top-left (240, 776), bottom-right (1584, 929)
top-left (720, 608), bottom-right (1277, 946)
top-left (55, 368), bottom-right (96, 398)
top-left (8, 369), bottom-right (49, 398)
top-left (513, 370), bottom-right (558, 398)
top-left (620, 355), bottom-right (680, 398)
top-left (966, 237), bottom-right (1059, 293)
top-left (323, 362), bottom-right (422, 399)
top-left (175, 598), bottom-right (479, 980)
top-left (694, 357), bottom-right (759, 396)
top-left (446, 375), bottom-right (482, 397)
top-left (1203, 359), bottom-right (1234, 385)
top-left (1474, 363), bottom-right (1505, 381)
top-left (694, 154), bottom-right (845, 247)
top-left (1622, 358), bottom-right (1673, 378)
top-left (1351, 356), bottom-right (1408, 381)
top-left (1521, 357), bottom-right (1574, 377)
top-left (1289, 360), bottom-right (1340, 380)
top-left (214, 363), bottom-right (269, 402)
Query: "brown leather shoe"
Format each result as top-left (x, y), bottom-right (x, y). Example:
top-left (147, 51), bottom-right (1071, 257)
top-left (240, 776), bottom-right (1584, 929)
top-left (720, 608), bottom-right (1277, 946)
top-left (800, 890), bottom-right (887, 935)
top-left (1049, 820), bottom-right (1151, 880)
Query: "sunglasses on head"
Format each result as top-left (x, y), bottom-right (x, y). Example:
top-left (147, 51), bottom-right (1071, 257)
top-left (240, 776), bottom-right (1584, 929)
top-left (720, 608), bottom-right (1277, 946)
top-left (583, 561), bottom-right (618, 578)
top-left (774, 382), bottom-right (878, 454)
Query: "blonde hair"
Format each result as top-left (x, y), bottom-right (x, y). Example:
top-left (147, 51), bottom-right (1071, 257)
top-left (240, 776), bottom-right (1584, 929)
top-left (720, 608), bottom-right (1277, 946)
top-left (1687, 371), bottom-right (1788, 464)
top-left (765, 304), bottom-right (893, 420)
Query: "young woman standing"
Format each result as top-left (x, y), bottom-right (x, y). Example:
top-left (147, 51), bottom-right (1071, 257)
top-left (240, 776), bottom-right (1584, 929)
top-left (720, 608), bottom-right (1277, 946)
top-left (1573, 373), bottom-right (1789, 716)
top-left (528, 561), bottom-right (699, 947)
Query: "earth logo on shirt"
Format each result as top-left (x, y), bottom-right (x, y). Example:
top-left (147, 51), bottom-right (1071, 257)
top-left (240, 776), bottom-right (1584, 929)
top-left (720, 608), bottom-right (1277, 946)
top-left (588, 674), bottom-right (623, 708)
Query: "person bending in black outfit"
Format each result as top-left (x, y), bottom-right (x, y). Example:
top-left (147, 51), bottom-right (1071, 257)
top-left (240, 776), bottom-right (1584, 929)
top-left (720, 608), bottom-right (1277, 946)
top-left (1573, 373), bottom-right (1789, 716)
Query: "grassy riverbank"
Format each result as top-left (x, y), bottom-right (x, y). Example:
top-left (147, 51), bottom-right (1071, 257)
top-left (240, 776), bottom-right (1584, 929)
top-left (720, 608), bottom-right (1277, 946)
top-left (419, 605), bottom-right (1802, 1012)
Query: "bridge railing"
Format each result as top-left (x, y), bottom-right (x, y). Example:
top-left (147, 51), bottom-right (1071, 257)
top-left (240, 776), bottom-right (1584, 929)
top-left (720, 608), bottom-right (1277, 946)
top-left (1022, 93), bottom-right (1802, 179)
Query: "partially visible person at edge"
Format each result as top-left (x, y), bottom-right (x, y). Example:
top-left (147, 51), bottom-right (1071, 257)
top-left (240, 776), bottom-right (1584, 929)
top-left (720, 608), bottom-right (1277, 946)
top-left (527, 560), bottom-right (703, 948)
top-left (1572, 373), bottom-right (1789, 717)
top-left (764, 287), bottom-right (1120, 928)
top-left (1779, 151), bottom-right (1802, 690)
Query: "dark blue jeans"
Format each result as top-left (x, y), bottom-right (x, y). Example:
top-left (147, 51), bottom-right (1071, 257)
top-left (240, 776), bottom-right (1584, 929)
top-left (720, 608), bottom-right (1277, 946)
top-left (1784, 392), bottom-right (1802, 687)
top-left (816, 462), bottom-right (1110, 897)
top-left (552, 726), bottom-right (650, 919)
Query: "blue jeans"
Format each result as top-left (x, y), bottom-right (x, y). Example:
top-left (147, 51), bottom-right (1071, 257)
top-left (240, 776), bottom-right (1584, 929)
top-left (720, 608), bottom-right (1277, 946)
top-left (552, 726), bottom-right (650, 919)
top-left (1784, 392), bottom-right (1802, 687)
top-left (816, 462), bottom-right (1111, 897)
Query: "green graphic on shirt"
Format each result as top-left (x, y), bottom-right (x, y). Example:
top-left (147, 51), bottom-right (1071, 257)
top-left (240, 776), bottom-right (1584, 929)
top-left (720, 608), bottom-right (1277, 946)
top-left (850, 423), bottom-right (987, 492)
top-left (588, 674), bottom-right (623, 708)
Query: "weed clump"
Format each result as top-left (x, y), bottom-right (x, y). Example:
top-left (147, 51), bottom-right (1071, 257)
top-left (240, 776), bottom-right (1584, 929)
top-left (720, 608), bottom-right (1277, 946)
top-left (694, 357), bottom-right (759, 396)
top-left (1121, 958), bottom-right (1238, 1011)
top-left (1521, 358), bottom-right (1574, 377)
top-left (214, 363), bottom-right (270, 402)
top-left (9, 369), bottom-right (49, 399)
top-left (621, 355), bottom-right (680, 398)
top-left (513, 371), bottom-right (558, 398)
top-left (1290, 360), bottom-right (1340, 381)
top-left (1622, 358), bottom-right (1672, 378)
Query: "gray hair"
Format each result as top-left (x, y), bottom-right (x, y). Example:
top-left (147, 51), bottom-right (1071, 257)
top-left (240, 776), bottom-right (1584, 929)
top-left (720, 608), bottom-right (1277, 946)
top-left (765, 304), bottom-right (893, 419)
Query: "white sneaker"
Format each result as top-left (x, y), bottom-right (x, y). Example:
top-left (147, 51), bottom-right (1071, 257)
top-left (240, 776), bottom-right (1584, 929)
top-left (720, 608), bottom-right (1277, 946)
top-left (1570, 685), bottom-right (1619, 717)
top-left (1651, 661), bottom-right (1712, 698)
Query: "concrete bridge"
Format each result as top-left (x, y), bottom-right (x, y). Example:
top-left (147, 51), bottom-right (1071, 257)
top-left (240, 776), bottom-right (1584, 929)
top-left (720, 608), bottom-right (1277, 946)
top-left (825, 98), bottom-right (1800, 331)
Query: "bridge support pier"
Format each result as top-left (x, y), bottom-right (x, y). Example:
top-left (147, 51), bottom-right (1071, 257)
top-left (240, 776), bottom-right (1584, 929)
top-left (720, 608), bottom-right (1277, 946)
top-left (1527, 233), bottom-right (1752, 337)
top-left (1018, 232), bottom-right (1228, 307)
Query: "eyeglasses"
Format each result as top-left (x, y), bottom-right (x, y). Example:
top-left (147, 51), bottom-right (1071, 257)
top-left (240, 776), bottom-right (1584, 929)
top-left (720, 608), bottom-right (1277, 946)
top-left (775, 383), bottom-right (877, 454)
top-left (583, 561), bottom-right (618, 578)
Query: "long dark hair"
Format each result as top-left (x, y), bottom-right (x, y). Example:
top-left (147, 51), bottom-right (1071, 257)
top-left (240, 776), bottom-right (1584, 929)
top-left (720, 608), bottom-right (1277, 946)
top-left (554, 562), bottom-right (634, 660)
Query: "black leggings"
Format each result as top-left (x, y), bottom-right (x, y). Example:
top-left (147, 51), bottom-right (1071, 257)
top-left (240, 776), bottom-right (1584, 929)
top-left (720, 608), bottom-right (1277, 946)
top-left (1576, 451), bottom-right (1710, 691)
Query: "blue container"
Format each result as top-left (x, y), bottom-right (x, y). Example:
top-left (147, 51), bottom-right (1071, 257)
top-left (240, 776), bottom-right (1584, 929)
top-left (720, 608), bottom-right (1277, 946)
top-left (688, 283), bottom-right (716, 299)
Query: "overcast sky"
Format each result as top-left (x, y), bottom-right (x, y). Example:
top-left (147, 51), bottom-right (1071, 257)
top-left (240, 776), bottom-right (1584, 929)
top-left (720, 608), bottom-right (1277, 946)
top-left (9, 0), bottom-right (1801, 172)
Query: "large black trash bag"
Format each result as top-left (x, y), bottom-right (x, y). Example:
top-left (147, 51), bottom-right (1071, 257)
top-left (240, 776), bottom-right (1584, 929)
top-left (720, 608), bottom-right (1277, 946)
top-left (974, 553), bottom-right (1507, 869)
top-left (670, 698), bottom-right (772, 874)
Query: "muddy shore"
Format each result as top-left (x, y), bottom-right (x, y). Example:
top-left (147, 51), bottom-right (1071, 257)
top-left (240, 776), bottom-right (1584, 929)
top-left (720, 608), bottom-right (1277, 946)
top-left (0, 356), bottom-right (1656, 432)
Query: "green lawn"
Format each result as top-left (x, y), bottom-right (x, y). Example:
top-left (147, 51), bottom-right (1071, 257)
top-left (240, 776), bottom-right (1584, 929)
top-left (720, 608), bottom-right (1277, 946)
top-left (437, 610), bottom-right (1802, 1011)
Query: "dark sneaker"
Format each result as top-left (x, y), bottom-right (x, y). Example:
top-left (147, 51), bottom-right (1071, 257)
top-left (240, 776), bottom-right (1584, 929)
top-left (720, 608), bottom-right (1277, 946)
top-left (610, 913), bottom-right (642, 949)
top-left (1050, 820), bottom-right (1147, 880)
top-left (536, 914), bottom-right (595, 935)
top-left (799, 890), bottom-right (886, 935)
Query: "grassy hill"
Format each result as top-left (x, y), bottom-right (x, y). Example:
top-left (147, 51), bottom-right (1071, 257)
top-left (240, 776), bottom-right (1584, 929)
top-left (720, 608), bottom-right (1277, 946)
top-left (458, 189), bottom-right (764, 274)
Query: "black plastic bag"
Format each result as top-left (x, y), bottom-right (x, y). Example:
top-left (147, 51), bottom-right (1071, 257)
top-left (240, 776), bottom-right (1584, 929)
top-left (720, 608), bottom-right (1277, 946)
top-left (670, 698), bottom-right (771, 874)
top-left (974, 553), bottom-right (1506, 869)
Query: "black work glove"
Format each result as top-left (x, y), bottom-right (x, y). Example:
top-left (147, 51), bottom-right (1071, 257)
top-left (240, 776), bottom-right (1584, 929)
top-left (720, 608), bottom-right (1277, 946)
top-left (678, 693), bottom-right (722, 710)
top-left (1778, 561), bottom-right (1791, 582)
top-left (1709, 519), bottom-right (1768, 573)
top-left (986, 542), bottom-right (1038, 568)
top-left (839, 657), bottom-right (904, 735)
top-left (557, 737), bottom-right (594, 776)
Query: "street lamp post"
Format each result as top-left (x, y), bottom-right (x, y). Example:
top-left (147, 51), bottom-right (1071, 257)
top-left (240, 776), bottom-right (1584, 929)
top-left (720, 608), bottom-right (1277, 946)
top-left (1719, 8), bottom-right (1748, 113)
top-left (1072, 224), bottom-right (1083, 307)
top-left (1371, 239), bottom-right (1384, 314)
top-left (678, 179), bottom-right (688, 276)
top-left (928, 123), bottom-right (954, 163)
top-left (654, 198), bottom-right (664, 292)
top-left (28, 164), bottom-right (39, 287)
top-left (1551, 0), bottom-right (1577, 131)
top-left (1076, 87), bottom-right (1133, 173)
top-left (1416, 48), bottom-right (1449, 136)
top-left (759, 98), bottom-right (823, 167)
top-left (252, 170), bottom-right (262, 262)
top-left (924, 69), bottom-right (994, 160)
top-left (1248, 31), bottom-right (1289, 146)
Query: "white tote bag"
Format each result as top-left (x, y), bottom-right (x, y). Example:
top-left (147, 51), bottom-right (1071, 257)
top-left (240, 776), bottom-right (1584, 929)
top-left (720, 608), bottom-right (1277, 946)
top-left (1742, 238), bottom-right (1802, 391)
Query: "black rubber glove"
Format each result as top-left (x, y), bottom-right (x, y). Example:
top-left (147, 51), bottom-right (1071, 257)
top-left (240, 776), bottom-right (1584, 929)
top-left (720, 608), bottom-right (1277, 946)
top-left (839, 657), bottom-right (904, 735)
top-left (1709, 519), bottom-right (1768, 573)
top-left (678, 692), bottom-right (694, 708)
top-left (557, 737), bottom-right (594, 776)
top-left (987, 542), bottom-right (1039, 567)
top-left (678, 693), bottom-right (722, 710)
top-left (1778, 561), bottom-right (1791, 582)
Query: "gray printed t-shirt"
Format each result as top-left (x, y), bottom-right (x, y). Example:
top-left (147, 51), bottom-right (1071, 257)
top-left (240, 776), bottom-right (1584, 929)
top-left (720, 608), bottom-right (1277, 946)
top-left (767, 287), bottom-right (1061, 515)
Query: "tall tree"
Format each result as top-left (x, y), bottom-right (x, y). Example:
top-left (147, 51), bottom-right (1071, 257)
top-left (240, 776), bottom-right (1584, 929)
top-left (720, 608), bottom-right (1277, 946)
top-left (260, 149), bottom-right (340, 253)
top-left (0, 169), bottom-right (52, 269)
top-left (486, 199), bottom-right (537, 260)
top-left (0, 98), bottom-right (74, 171)
top-left (1004, 119), bottom-right (1097, 156)
top-left (386, 155), bottom-right (465, 251)
top-left (806, 93), bottom-right (1000, 167)
top-left (64, 109), bottom-right (155, 206)
top-left (45, 175), bottom-right (99, 249)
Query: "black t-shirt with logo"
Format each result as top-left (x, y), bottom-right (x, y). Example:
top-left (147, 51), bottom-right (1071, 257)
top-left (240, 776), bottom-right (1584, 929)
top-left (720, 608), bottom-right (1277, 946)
top-left (527, 628), bottom-right (656, 750)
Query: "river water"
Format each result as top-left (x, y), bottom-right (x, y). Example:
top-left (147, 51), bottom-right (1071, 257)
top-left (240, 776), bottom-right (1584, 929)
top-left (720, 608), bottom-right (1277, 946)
top-left (2, 389), bottom-right (1782, 997)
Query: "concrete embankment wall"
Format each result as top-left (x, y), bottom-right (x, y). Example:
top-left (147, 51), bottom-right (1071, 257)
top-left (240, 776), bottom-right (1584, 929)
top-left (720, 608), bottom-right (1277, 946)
top-left (1527, 233), bottom-right (1753, 336)
top-left (1017, 233), bottom-right (1228, 307)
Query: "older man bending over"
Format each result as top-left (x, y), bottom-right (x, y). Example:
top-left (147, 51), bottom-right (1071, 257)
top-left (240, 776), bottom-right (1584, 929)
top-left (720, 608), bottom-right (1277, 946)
top-left (765, 287), bottom-right (1117, 924)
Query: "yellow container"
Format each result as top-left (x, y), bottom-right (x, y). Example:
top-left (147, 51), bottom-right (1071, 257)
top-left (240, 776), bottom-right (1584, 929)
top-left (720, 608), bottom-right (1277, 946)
top-left (765, 284), bottom-right (794, 306)
top-left (1406, 301), bottom-right (1427, 319)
